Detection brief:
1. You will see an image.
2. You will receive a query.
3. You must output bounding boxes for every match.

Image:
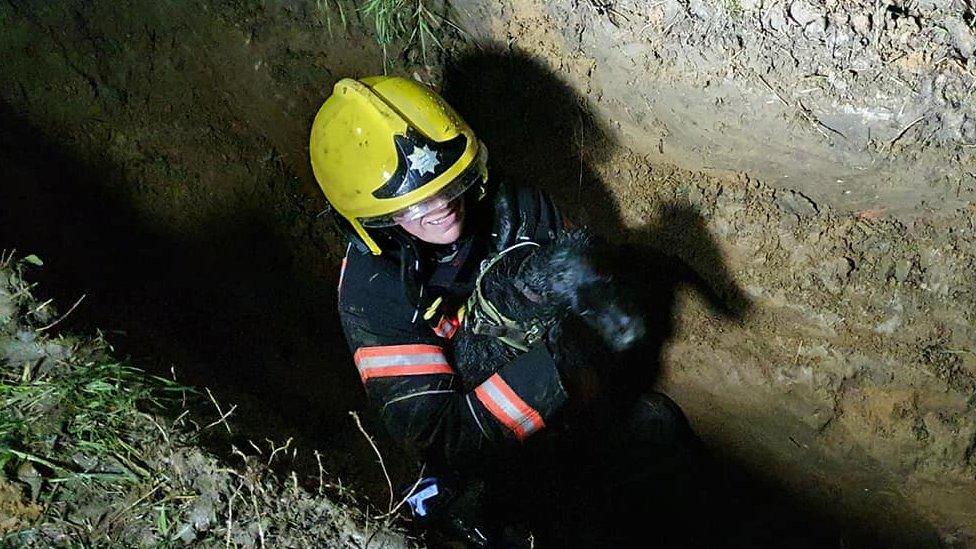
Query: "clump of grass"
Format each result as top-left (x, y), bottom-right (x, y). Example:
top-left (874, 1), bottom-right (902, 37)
top-left (320, 0), bottom-right (455, 68)
top-left (365, 0), bottom-right (446, 63)
top-left (1, 353), bottom-right (178, 483)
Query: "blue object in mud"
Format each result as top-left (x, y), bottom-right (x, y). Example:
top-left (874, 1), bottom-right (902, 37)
top-left (406, 477), bottom-right (441, 518)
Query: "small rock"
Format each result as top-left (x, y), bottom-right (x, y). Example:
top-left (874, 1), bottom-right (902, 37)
top-left (916, 0), bottom-right (951, 12)
top-left (775, 189), bottom-right (819, 218)
top-left (851, 13), bottom-right (872, 35)
top-left (789, 0), bottom-right (824, 26)
top-left (766, 7), bottom-right (788, 31)
top-left (16, 462), bottom-right (43, 501)
top-left (2, 330), bottom-right (46, 365)
top-left (894, 258), bottom-right (912, 282)
top-left (819, 257), bottom-right (855, 293)
top-left (874, 316), bottom-right (902, 334)
top-left (190, 494), bottom-right (217, 531)
top-left (177, 523), bottom-right (197, 543)
top-left (0, 292), bottom-right (14, 325)
top-left (945, 17), bottom-right (975, 59)
top-left (688, 0), bottom-right (711, 19)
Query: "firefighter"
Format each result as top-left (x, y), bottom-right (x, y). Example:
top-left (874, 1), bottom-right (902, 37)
top-left (309, 76), bottom-right (695, 546)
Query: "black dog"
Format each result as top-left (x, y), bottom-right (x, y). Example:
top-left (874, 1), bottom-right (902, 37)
top-left (452, 228), bottom-right (644, 388)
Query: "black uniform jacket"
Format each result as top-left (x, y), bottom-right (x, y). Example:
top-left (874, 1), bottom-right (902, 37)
top-left (337, 182), bottom-right (570, 468)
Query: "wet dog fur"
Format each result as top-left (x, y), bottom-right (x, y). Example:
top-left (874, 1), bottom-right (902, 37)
top-left (452, 228), bottom-right (644, 388)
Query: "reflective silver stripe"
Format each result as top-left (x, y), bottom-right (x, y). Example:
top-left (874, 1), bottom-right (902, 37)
top-left (475, 374), bottom-right (543, 440)
top-left (434, 317), bottom-right (457, 338)
top-left (353, 345), bottom-right (453, 381)
top-left (481, 379), bottom-right (533, 431)
top-left (357, 352), bottom-right (446, 369)
top-left (357, 353), bottom-right (448, 378)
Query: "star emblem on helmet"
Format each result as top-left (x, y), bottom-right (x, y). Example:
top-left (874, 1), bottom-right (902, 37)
top-left (407, 144), bottom-right (440, 176)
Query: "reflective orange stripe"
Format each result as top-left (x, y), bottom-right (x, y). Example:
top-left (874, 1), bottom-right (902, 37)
top-left (353, 344), bottom-right (453, 383)
top-left (474, 373), bottom-right (545, 441)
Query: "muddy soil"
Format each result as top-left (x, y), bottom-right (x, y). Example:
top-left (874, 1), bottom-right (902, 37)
top-left (445, 1), bottom-right (976, 544)
top-left (2, 0), bottom-right (975, 546)
top-left (452, 0), bottom-right (976, 217)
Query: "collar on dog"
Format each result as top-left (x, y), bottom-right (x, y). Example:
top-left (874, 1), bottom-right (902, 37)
top-left (464, 241), bottom-right (552, 353)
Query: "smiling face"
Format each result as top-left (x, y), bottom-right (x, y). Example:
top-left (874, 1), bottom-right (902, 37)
top-left (395, 196), bottom-right (465, 245)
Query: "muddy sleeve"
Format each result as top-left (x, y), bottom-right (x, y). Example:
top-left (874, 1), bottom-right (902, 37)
top-left (338, 250), bottom-right (569, 466)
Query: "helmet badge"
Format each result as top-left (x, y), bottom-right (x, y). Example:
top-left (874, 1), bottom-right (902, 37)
top-left (407, 144), bottom-right (440, 176)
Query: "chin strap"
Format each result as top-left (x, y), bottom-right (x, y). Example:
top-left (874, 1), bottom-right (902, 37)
top-left (463, 241), bottom-right (552, 353)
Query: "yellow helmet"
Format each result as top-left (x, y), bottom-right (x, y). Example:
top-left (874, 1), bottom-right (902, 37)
top-left (309, 76), bottom-right (487, 255)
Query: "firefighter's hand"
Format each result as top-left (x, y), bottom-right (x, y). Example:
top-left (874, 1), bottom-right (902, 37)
top-left (546, 321), bottom-right (603, 402)
top-left (489, 183), bottom-right (517, 253)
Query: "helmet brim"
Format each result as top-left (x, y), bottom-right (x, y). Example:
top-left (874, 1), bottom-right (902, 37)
top-left (360, 162), bottom-right (483, 228)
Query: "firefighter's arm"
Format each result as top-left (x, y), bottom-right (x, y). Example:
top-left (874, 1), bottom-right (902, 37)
top-left (338, 253), bottom-right (568, 464)
top-left (350, 334), bottom-right (567, 456)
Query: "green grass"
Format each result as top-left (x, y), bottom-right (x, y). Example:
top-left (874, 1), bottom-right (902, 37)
top-left (319, 0), bottom-right (454, 68)
top-left (0, 258), bottom-right (193, 541)
top-left (0, 257), bottom-right (186, 544)
top-left (1, 357), bottom-right (169, 480)
top-left (316, 0), bottom-right (349, 39)
top-left (0, 255), bottom-right (186, 485)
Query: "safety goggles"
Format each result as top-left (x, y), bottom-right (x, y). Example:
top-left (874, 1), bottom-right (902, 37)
top-left (360, 156), bottom-right (485, 228)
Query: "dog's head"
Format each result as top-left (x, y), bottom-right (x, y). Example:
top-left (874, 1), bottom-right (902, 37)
top-left (520, 229), bottom-right (645, 352)
top-left (574, 280), bottom-right (646, 352)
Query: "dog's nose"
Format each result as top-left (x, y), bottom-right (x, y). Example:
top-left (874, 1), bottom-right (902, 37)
top-left (609, 314), bottom-right (645, 351)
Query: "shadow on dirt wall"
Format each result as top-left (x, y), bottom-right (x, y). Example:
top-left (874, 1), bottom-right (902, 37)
top-left (0, 100), bottom-right (389, 490)
top-left (442, 44), bottom-right (943, 548)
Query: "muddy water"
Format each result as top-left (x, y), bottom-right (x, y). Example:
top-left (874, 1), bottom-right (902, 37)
top-left (1, 0), bottom-right (974, 547)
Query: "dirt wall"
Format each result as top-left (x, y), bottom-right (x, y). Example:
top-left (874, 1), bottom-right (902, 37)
top-left (452, 0), bottom-right (976, 218)
top-left (445, 0), bottom-right (976, 544)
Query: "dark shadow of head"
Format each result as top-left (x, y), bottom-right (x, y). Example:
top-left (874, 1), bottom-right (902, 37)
top-left (441, 44), bottom-right (615, 226)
